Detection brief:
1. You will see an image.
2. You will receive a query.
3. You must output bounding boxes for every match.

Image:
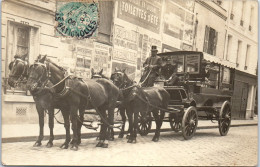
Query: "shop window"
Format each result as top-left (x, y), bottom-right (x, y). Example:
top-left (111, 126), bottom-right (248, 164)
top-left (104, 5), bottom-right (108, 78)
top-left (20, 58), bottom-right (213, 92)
top-left (203, 26), bottom-right (218, 56)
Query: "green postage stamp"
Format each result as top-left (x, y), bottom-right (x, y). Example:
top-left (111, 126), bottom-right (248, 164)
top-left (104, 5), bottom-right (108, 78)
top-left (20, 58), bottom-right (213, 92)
top-left (55, 1), bottom-right (99, 38)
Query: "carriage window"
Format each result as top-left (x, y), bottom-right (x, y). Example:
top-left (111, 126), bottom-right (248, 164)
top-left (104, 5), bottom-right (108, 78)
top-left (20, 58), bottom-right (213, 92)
top-left (171, 55), bottom-right (184, 73)
top-left (186, 54), bottom-right (200, 73)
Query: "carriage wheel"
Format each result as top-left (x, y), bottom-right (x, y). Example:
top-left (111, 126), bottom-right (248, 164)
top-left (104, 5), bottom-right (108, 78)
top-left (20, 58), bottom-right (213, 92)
top-left (182, 106), bottom-right (198, 140)
top-left (218, 101), bottom-right (231, 136)
top-left (169, 114), bottom-right (181, 132)
top-left (137, 111), bottom-right (152, 136)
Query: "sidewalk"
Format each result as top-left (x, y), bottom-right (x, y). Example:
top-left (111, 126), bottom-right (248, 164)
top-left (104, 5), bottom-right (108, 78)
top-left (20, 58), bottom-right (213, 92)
top-left (2, 117), bottom-right (258, 143)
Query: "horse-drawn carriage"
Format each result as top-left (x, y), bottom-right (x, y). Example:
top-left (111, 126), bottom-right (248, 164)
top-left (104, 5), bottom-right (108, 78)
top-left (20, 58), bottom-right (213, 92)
top-left (7, 50), bottom-right (233, 150)
top-left (137, 51), bottom-right (234, 140)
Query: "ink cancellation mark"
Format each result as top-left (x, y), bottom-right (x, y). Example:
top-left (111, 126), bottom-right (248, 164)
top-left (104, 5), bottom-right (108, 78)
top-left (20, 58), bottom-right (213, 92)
top-left (55, 2), bottom-right (98, 38)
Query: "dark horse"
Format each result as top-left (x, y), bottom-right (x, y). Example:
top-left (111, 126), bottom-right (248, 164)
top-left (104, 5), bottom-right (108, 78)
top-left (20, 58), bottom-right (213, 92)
top-left (27, 55), bottom-right (120, 150)
top-left (8, 55), bottom-right (72, 148)
top-left (91, 68), bottom-right (130, 139)
top-left (111, 69), bottom-right (170, 143)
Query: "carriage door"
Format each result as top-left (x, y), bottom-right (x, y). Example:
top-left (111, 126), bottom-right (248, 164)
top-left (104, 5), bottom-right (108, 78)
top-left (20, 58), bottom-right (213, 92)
top-left (239, 83), bottom-right (248, 118)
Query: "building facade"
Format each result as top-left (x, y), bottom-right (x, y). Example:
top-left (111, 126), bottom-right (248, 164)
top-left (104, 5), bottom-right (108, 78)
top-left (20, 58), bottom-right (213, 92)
top-left (1, 0), bottom-right (258, 124)
top-left (194, 0), bottom-right (258, 119)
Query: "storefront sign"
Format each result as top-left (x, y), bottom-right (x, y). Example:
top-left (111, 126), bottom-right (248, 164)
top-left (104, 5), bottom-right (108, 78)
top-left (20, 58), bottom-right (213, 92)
top-left (114, 25), bottom-right (138, 51)
top-left (118, 0), bottom-right (161, 33)
top-left (113, 48), bottom-right (137, 64)
top-left (76, 47), bottom-right (92, 56)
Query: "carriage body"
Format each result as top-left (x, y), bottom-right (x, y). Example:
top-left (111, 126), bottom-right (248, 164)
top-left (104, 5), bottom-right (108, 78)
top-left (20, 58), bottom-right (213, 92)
top-left (154, 51), bottom-right (234, 139)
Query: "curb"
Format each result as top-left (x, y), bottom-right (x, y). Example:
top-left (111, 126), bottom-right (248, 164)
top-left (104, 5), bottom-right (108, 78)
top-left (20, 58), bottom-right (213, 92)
top-left (2, 123), bottom-right (258, 143)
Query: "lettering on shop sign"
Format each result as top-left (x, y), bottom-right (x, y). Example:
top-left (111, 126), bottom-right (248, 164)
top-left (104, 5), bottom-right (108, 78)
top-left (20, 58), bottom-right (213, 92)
top-left (55, 2), bottom-right (98, 38)
top-left (77, 47), bottom-right (92, 56)
top-left (114, 25), bottom-right (138, 51)
top-left (113, 49), bottom-right (137, 64)
top-left (118, 0), bottom-right (161, 33)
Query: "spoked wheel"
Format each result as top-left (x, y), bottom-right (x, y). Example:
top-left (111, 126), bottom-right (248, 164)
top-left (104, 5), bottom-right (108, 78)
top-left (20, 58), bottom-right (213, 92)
top-left (182, 106), bottom-right (198, 140)
top-left (218, 101), bottom-right (231, 136)
top-left (169, 113), bottom-right (181, 132)
top-left (137, 111), bottom-right (152, 136)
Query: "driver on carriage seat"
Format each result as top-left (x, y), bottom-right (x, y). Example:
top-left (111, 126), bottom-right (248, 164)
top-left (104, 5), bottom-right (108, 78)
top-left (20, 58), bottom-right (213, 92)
top-left (140, 45), bottom-right (162, 87)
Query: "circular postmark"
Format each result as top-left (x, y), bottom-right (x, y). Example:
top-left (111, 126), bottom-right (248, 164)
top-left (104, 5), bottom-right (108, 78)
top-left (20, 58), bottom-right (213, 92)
top-left (55, 2), bottom-right (98, 38)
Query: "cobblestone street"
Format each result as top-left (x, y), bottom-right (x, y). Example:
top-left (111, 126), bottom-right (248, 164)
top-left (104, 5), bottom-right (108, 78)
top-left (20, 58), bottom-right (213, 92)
top-left (1, 125), bottom-right (258, 166)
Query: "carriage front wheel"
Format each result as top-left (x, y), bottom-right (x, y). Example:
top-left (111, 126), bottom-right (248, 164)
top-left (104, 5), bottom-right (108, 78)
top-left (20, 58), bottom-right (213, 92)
top-left (182, 106), bottom-right (198, 140)
top-left (137, 111), bottom-right (152, 136)
top-left (218, 101), bottom-right (231, 136)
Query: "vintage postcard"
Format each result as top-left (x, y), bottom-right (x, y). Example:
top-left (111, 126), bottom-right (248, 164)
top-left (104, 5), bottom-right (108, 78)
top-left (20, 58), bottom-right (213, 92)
top-left (1, 0), bottom-right (258, 166)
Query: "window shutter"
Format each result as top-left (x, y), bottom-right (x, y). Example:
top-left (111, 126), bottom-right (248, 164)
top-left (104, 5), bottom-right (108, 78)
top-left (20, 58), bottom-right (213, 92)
top-left (203, 26), bottom-right (209, 53)
top-left (213, 31), bottom-right (218, 56)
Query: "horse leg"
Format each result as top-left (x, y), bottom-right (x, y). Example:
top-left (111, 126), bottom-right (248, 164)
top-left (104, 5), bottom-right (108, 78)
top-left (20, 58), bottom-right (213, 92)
top-left (60, 110), bottom-right (71, 149)
top-left (126, 108), bottom-right (132, 139)
top-left (96, 107), bottom-right (107, 147)
top-left (107, 107), bottom-right (115, 142)
top-left (127, 109), bottom-right (134, 143)
top-left (152, 110), bottom-right (165, 142)
top-left (131, 110), bottom-right (138, 143)
top-left (70, 106), bottom-right (79, 151)
top-left (77, 107), bottom-right (84, 145)
top-left (118, 108), bottom-right (126, 138)
top-left (34, 104), bottom-right (44, 147)
top-left (46, 108), bottom-right (54, 148)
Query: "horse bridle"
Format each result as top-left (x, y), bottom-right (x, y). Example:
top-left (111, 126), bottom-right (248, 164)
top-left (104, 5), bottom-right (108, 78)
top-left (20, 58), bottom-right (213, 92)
top-left (29, 61), bottom-right (50, 89)
top-left (9, 58), bottom-right (28, 86)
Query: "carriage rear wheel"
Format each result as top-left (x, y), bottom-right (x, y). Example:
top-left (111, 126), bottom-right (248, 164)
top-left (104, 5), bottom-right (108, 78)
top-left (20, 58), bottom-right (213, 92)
top-left (218, 101), bottom-right (231, 136)
top-left (169, 113), bottom-right (181, 132)
top-left (182, 106), bottom-right (198, 140)
top-left (137, 111), bottom-right (152, 136)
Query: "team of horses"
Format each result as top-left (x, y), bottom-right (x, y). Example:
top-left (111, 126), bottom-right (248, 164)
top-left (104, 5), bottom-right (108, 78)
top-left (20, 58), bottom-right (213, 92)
top-left (8, 54), bottom-right (171, 150)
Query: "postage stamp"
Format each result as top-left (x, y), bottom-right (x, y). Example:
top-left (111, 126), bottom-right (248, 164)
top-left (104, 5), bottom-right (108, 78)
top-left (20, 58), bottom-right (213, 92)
top-left (55, 1), bottom-right (99, 38)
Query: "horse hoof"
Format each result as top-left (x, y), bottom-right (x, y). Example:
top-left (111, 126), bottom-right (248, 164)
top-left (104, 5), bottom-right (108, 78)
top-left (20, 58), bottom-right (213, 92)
top-left (152, 137), bottom-right (159, 142)
top-left (70, 145), bottom-right (78, 151)
top-left (96, 142), bottom-right (103, 147)
top-left (46, 142), bottom-right (53, 148)
top-left (60, 144), bottom-right (69, 149)
top-left (127, 139), bottom-right (132, 143)
top-left (118, 134), bottom-right (124, 138)
top-left (33, 142), bottom-right (42, 147)
top-left (102, 143), bottom-right (108, 148)
top-left (108, 137), bottom-right (114, 141)
top-left (132, 139), bottom-right (137, 143)
top-left (126, 135), bottom-right (130, 139)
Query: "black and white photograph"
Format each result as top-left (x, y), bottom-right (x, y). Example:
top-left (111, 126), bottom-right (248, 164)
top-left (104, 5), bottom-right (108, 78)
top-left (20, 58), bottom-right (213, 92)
top-left (1, 0), bottom-right (258, 166)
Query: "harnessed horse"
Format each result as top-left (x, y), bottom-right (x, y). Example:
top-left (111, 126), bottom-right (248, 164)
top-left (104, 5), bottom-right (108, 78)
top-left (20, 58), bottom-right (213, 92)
top-left (111, 69), bottom-right (170, 143)
top-left (7, 55), bottom-right (68, 148)
top-left (27, 55), bottom-right (120, 150)
top-left (91, 68), bottom-right (131, 139)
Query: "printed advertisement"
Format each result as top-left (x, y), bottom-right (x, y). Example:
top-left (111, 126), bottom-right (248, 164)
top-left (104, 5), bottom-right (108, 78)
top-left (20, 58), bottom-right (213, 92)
top-left (118, 0), bottom-right (162, 33)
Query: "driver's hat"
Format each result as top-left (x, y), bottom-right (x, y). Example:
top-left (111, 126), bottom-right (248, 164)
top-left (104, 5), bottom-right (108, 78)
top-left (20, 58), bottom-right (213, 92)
top-left (151, 45), bottom-right (158, 52)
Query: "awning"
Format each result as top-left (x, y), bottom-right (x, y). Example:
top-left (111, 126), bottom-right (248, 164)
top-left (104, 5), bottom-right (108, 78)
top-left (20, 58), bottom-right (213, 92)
top-left (203, 52), bottom-right (236, 69)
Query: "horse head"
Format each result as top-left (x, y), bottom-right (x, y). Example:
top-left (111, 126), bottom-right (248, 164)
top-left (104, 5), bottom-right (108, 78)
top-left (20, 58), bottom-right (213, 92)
top-left (110, 68), bottom-right (129, 88)
top-left (91, 68), bottom-right (107, 79)
top-left (26, 55), bottom-right (49, 92)
top-left (8, 54), bottom-right (29, 88)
